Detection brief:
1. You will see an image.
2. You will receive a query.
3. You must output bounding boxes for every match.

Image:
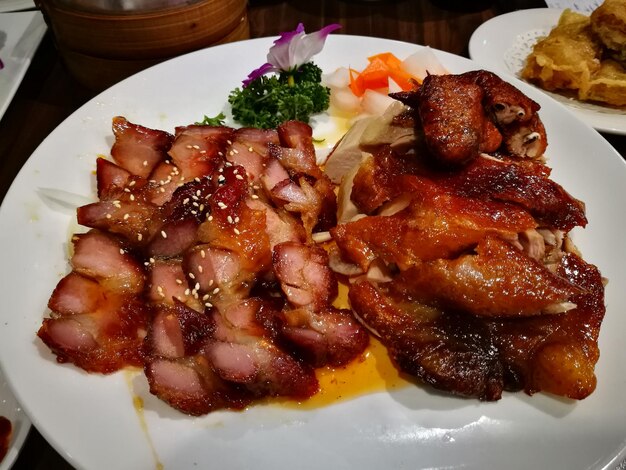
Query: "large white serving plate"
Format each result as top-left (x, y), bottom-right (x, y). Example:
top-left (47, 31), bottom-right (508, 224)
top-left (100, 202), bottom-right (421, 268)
top-left (0, 35), bottom-right (625, 470)
top-left (469, 8), bottom-right (626, 136)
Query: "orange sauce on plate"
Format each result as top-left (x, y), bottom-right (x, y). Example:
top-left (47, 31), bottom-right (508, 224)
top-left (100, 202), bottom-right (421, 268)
top-left (275, 282), bottom-right (412, 409)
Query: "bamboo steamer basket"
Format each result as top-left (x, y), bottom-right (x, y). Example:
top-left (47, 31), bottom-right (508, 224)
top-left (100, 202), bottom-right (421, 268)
top-left (35, 0), bottom-right (250, 90)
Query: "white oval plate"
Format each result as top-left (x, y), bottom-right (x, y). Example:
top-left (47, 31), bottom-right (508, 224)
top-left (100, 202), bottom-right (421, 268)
top-left (468, 8), bottom-right (626, 135)
top-left (0, 367), bottom-right (30, 470)
top-left (1, 35), bottom-right (626, 470)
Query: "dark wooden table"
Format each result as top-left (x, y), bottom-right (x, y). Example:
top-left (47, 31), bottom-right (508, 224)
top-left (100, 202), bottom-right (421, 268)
top-left (2, 0), bottom-right (624, 468)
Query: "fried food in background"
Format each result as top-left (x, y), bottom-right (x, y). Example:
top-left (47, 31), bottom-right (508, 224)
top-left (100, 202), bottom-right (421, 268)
top-left (522, 1), bottom-right (626, 107)
top-left (591, 0), bottom-right (626, 61)
top-left (522, 10), bottom-right (601, 96)
top-left (586, 59), bottom-right (626, 105)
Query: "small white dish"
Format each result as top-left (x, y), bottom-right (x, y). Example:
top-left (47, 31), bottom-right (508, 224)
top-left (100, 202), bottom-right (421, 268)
top-left (0, 367), bottom-right (30, 470)
top-left (0, 1), bottom-right (36, 13)
top-left (0, 11), bottom-right (47, 122)
top-left (469, 8), bottom-right (626, 135)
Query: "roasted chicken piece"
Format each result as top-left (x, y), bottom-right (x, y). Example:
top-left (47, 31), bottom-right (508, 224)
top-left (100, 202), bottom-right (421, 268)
top-left (392, 70), bottom-right (547, 165)
top-left (391, 235), bottom-right (581, 317)
top-left (416, 73), bottom-right (489, 166)
top-left (332, 176), bottom-right (537, 271)
top-left (349, 249), bottom-right (604, 401)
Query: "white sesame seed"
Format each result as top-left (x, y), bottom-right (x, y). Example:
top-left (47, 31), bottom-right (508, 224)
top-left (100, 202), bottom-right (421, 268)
top-left (198, 265), bottom-right (204, 273)
top-left (123, 213), bottom-right (130, 220)
top-left (248, 147), bottom-right (254, 152)
top-left (119, 248), bottom-right (124, 254)
top-left (149, 258), bottom-right (155, 264)
top-left (186, 145), bottom-right (193, 149)
top-left (161, 230), bottom-right (167, 238)
top-left (212, 287), bottom-right (220, 294)
top-left (227, 215), bottom-right (233, 224)
top-left (184, 288), bottom-right (190, 296)
top-left (143, 160), bottom-right (148, 166)
top-left (251, 194), bottom-right (259, 199)
top-left (205, 302), bottom-right (213, 308)
top-left (209, 279), bottom-right (214, 286)
top-left (130, 194), bottom-right (135, 201)
top-left (234, 228), bottom-right (241, 235)
top-left (200, 250), bottom-right (206, 258)
top-left (202, 294), bottom-right (209, 301)
top-left (189, 272), bottom-right (196, 280)
top-left (137, 233), bottom-right (143, 241)
top-left (234, 216), bottom-right (240, 223)
top-left (175, 279), bottom-right (183, 285)
top-left (235, 175), bottom-right (244, 180)
top-left (195, 178), bottom-right (201, 183)
top-left (208, 215), bottom-right (213, 221)
top-left (106, 214), bottom-right (112, 219)
top-left (129, 180), bottom-right (136, 187)
top-left (183, 198), bottom-right (190, 205)
top-left (217, 202), bottom-right (227, 209)
top-left (192, 144), bottom-right (200, 150)
top-left (195, 282), bottom-right (200, 291)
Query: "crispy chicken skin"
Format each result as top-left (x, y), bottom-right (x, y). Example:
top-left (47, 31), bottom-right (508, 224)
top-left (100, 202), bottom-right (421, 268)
top-left (349, 249), bottom-right (604, 401)
top-left (417, 74), bottom-right (488, 166)
top-left (392, 70), bottom-right (547, 165)
top-left (334, 70), bottom-right (604, 402)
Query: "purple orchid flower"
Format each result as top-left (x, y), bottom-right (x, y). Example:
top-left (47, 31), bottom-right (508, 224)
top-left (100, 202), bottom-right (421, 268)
top-left (243, 23), bottom-right (341, 87)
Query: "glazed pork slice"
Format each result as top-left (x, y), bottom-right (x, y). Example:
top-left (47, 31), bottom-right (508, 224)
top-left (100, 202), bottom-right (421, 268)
top-left (111, 116), bottom-right (174, 178)
top-left (271, 242), bottom-right (369, 367)
top-left (38, 231), bottom-right (149, 373)
top-left (204, 298), bottom-right (319, 398)
top-left (144, 302), bottom-right (253, 415)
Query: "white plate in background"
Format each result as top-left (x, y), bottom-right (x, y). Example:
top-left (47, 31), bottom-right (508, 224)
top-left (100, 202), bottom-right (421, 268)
top-left (0, 1), bottom-right (36, 13)
top-left (0, 35), bottom-right (625, 470)
top-left (0, 11), bottom-right (46, 121)
top-left (469, 8), bottom-right (626, 135)
top-left (0, 367), bottom-right (30, 470)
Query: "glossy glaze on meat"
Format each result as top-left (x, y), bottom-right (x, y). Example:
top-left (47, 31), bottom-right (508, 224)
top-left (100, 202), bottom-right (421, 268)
top-left (331, 70), bottom-right (605, 401)
top-left (38, 118), bottom-right (367, 415)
